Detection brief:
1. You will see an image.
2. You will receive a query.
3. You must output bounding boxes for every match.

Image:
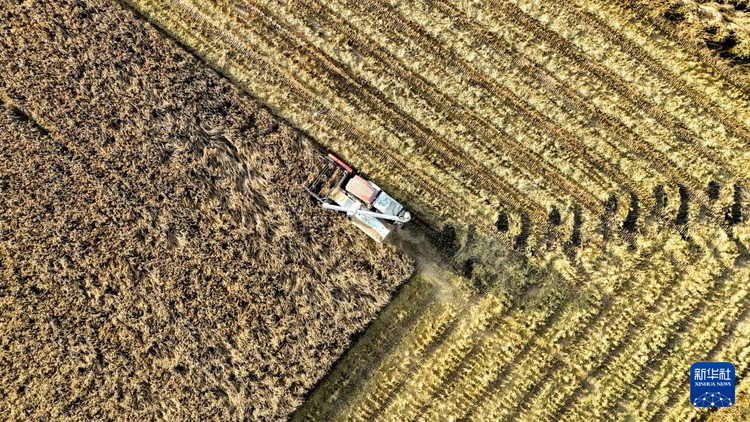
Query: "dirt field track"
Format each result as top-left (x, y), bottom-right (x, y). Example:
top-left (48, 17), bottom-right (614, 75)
top-left (0, 1), bottom-right (412, 419)
top-left (119, 0), bottom-right (750, 420)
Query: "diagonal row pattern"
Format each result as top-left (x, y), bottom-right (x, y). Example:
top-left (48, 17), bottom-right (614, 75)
top-left (125, 0), bottom-right (749, 249)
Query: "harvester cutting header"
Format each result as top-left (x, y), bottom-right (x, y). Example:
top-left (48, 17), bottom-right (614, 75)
top-left (306, 153), bottom-right (411, 243)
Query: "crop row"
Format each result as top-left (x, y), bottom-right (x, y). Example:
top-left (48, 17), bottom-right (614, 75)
top-left (423, 0), bottom-right (657, 203)
top-left (219, 0), bottom-right (559, 222)
top-left (182, 0), bottom-right (704, 231)
top-left (620, 0), bottom-right (750, 96)
top-left (362, 293), bottom-right (508, 420)
top-left (461, 292), bottom-right (603, 420)
top-left (408, 0), bottom-right (745, 214)
top-left (625, 263), bottom-right (750, 419)
top-left (375, 0), bottom-right (648, 223)
top-left (130, 0), bottom-right (749, 248)
top-left (236, 0), bottom-right (602, 220)
top-left (566, 237), bottom-right (726, 418)
top-left (379, 0), bottom-right (739, 234)
top-left (296, 275), bottom-right (440, 421)
top-left (464, 240), bottom-right (667, 420)
top-left (486, 0), bottom-right (746, 200)
top-left (369, 263), bottom-right (576, 420)
top-left (337, 293), bottom-right (471, 420)
top-left (316, 0), bottom-right (608, 211)
top-left (586, 0), bottom-right (750, 117)
top-left (428, 0), bottom-right (711, 204)
top-left (525, 250), bottom-right (682, 419)
top-left (463, 228), bottom-right (741, 421)
top-left (513, 0), bottom-right (750, 152)
top-left (200, 0), bottom-right (510, 215)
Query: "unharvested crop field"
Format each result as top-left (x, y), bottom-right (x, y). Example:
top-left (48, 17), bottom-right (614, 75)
top-left (122, 0), bottom-right (750, 419)
top-left (0, 1), bottom-right (413, 420)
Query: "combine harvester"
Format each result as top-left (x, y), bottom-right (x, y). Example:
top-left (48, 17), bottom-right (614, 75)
top-left (306, 153), bottom-right (411, 243)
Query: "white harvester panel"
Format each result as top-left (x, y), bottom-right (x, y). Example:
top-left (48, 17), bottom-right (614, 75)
top-left (373, 191), bottom-right (403, 217)
top-left (329, 187), bottom-right (392, 243)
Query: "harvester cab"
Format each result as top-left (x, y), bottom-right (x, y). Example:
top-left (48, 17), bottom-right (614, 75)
top-left (306, 153), bottom-right (411, 243)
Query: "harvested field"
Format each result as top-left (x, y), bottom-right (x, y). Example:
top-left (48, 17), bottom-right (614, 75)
top-left (0, 1), bottom-right (412, 420)
top-left (298, 224), bottom-right (750, 420)
top-left (633, 0), bottom-right (750, 63)
top-left (121, 0), bottom-right (750, 419)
